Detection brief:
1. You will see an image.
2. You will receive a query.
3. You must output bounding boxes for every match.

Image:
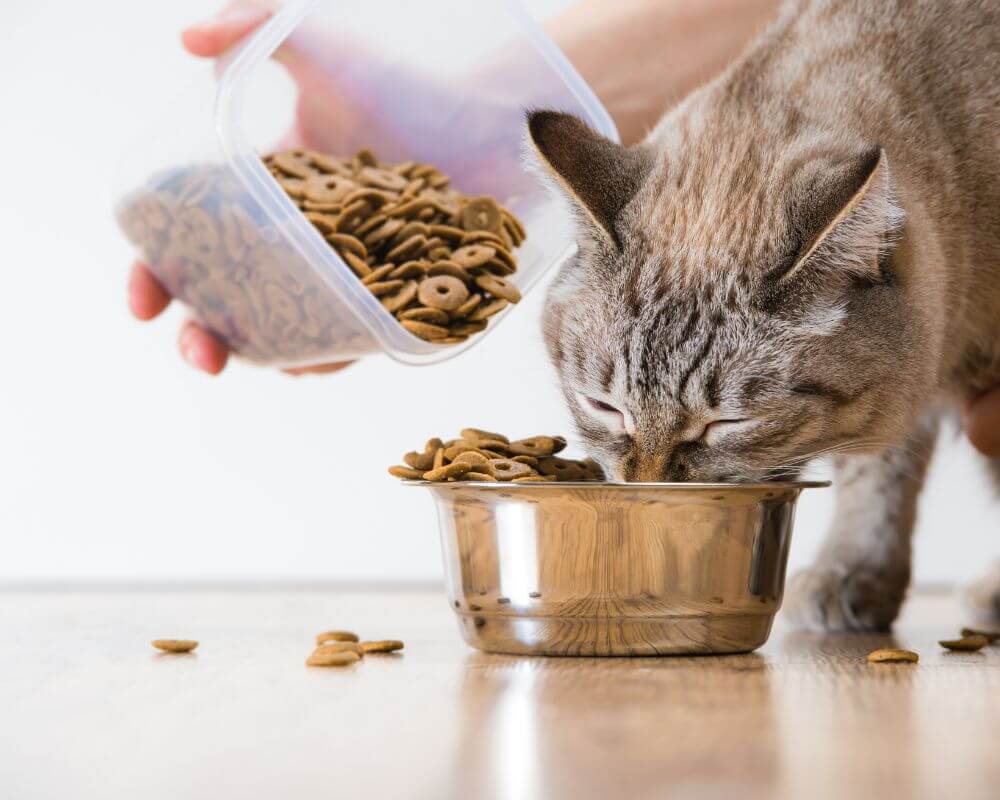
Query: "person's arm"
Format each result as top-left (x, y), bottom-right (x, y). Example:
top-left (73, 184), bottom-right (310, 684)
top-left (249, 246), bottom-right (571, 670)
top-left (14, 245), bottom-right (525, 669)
top-left (548, 0), bottom-right (782, 145)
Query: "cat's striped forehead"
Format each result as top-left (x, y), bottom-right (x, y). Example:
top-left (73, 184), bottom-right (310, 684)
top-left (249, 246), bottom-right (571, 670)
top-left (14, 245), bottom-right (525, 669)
top-left (631, 114), bottom-right (804, 285)
top-left (546, 256), bottom-right (789, 419)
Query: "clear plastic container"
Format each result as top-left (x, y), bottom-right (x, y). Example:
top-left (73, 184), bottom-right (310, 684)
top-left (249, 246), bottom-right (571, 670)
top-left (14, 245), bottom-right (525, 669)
top-left (114, 0), bottom-right (616, 367)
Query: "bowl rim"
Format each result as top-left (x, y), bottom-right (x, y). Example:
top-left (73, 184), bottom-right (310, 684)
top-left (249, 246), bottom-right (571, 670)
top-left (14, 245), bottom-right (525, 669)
top-left (402, 480), bottom-right (831, 491)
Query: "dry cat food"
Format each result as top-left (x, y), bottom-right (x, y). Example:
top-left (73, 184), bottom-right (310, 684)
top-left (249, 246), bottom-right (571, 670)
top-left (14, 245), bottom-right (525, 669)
top-left (117, 148), bottom-right (526, 364)
top-left (939, 634), bottom-right (989, 652)
top-left (866, 624), bottom-right (999, 663)
top-left (387, 428), bottom-right (605, 483)
top-left (360, 640), bottom-right (405, 654)
top-left (118, 164), bottom-right (368, 364)
top-left (315, 630), bottom-right (360, 645)
top-left (315, 642), bottom-right (367, 656)
top-left (961, 626), bottom-right (1000, 643)
top-left (265, 148), bottom-right (526, 345)
top-left (867, 648), bottom-right (919, 664)
top-left (306, 629), bottom-right (404, 668)
top-left (151, 639), bottom-right (199, 653)
top-left (306, 650), bottom-right (361, 667)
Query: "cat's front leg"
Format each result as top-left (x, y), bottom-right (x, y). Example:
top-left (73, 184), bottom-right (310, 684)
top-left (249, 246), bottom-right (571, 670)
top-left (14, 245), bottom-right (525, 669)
top-left (784, 413), bottom-right (940, 632)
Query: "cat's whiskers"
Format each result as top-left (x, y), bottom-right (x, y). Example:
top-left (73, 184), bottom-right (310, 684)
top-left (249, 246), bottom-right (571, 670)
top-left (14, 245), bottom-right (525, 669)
top-left (741, 437), bottom-right (933, 485)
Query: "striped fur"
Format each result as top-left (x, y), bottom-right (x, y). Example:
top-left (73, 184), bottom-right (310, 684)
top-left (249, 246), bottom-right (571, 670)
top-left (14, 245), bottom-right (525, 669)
top-left (532, 0), bottom-right (1000, 630)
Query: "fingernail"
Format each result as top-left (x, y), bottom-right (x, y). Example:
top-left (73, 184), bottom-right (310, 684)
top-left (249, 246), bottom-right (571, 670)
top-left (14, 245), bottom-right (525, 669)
top-left (180, 327), bottom-right (200, 369)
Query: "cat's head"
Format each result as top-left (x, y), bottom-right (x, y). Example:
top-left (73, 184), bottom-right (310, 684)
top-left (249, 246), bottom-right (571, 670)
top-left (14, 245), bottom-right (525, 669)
top-left (528, 109), bottom-right (922, 482)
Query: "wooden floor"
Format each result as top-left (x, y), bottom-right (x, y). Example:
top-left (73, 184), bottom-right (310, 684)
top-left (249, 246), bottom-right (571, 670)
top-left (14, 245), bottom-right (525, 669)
top-left (2, 587), bottom-right (998, 800)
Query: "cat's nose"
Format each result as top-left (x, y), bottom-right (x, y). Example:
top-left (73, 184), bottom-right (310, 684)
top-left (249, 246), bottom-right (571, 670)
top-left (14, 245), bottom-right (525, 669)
top-left (626, 452), bottom-right (670, 482)
top-left (623, 448), bottom-right (693, 482)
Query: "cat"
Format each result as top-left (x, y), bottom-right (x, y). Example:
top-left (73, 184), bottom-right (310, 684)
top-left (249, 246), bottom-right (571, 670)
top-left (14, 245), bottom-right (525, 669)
top-left (527, 0), bottom-right (1000, 632)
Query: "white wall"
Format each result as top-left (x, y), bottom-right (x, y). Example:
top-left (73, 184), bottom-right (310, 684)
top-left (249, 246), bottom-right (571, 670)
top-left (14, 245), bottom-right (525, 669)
top-left (1, 0), bottom-right (995, 584)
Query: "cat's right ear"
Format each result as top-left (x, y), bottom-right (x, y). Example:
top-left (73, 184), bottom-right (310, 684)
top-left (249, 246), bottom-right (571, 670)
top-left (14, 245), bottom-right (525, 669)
top-left (527, 110), bottom-right (653, 250)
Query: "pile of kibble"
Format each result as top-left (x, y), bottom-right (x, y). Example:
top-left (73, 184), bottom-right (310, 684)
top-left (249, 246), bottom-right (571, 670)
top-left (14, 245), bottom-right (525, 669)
top-left (306, 630), bottom-right (403, 668)
top-left (387, 428), bottom-right (605, 483)
top-left (266, 148), bottom-right (526, 345)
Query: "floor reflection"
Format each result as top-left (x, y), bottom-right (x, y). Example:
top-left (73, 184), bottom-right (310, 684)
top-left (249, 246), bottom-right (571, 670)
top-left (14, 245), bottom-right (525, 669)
top-left (772, 630), bottom-right (920, 799)
top-left (447, 652), bottom-right (779, 800)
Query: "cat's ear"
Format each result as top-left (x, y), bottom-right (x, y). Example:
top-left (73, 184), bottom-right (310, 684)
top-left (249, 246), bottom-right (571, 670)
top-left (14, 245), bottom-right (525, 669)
top-left (527, 110), bottom-right (653, 250)
top-left (779, 146), bottom-right (905, 287)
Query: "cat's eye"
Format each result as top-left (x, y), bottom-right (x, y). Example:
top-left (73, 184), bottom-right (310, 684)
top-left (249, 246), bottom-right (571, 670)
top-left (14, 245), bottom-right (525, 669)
top-left (700, 418), bottom-right (755, 445)
top-left (580, 395), bottom-right (627, 433)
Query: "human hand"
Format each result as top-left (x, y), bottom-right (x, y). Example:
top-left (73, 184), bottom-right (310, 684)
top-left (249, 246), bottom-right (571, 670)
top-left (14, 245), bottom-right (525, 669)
top-left (964, 388), bottom-right (1000, 457)
top-left (129, 3), bottom-right (352, 376)
top-left (129, 1), bottom-right (523, 374)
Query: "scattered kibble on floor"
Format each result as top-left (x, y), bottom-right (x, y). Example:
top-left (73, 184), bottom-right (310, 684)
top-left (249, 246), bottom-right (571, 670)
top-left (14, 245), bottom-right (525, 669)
top-left (306, 630), bottom-right (404, 668)
top-left (867, 648), bottom-right (919, 664)
top-left (151, 639), bottom-right (198, 653)
top-left (306, 650), bottom-right (361, 668)
top-left (866, 624), bottom-right (998, 664)
top-left (939, 634), bottom-right (989, 652)
top-left (961, 626), bottom-right (1000, 643)
top-left (315, 630), bottom-right (360, 645)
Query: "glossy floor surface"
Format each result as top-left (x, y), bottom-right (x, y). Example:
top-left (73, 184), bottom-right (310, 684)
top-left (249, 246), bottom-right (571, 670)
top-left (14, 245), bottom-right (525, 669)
top-left (3, 587), bottom-right (998, 800)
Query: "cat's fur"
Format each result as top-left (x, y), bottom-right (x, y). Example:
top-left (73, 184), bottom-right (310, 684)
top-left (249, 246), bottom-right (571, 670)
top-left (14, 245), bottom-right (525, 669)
top-left (529, 0), bottom-right (1000, 631)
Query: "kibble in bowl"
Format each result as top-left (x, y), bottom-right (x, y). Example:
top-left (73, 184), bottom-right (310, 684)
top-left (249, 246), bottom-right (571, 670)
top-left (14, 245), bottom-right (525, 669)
top-left (388, 428), bottom-right (604, 483)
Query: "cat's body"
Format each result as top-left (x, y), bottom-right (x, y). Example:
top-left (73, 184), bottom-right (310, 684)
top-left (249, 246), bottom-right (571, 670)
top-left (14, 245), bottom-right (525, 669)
top-left (530, 0), bottom-right (1000, 631)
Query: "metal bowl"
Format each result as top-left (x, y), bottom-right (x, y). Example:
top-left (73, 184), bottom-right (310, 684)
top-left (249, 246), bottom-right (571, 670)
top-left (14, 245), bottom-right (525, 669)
top-left (411, 481), bottom-right (828, 656)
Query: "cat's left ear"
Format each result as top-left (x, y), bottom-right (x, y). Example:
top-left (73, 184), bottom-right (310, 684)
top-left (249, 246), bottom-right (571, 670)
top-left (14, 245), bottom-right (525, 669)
top-left (527, 110), bottom-right (653, 250)
top-left (780, 146), bottom-right (905, 287)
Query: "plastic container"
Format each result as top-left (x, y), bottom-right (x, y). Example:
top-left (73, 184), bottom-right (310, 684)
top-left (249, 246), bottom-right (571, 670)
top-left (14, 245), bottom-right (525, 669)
top-left (114, 0), bottom-right (616, 367)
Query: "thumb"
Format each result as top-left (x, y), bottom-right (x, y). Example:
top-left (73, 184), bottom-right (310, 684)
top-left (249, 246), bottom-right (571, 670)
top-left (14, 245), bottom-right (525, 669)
top-left (181, 6), bottom-right (273, 58)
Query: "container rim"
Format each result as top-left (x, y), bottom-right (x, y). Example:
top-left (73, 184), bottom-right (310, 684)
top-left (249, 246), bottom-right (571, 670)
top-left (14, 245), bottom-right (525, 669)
top-left (403, 480), bottom-right (831, 491)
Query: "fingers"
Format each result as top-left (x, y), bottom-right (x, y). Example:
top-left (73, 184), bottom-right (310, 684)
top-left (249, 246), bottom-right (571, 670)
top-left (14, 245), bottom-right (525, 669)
top-left (130, 261), bottom-right (352, 377)
top-left (283, 361), bottom-right (355, 377)
top-left (964, 388), bottom-right (1000, 457)
top-left (181, 6), bottom-right (272, 58)
top-left (178, 320), bottom-right (230, 375)
top-left (128, 262), bottom-right (172, 320)
top-left (130, 263), bottom-right (227, 374)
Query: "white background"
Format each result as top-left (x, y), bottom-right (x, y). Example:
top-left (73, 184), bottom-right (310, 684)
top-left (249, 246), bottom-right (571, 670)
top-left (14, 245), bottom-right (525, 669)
top-left (1, 0), bottom-right (995, 586)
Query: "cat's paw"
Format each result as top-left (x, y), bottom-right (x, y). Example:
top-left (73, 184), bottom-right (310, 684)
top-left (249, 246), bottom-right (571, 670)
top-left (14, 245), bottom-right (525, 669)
top-left (960, 561), bottom-right (1000, 624)
top-left (783, 565), bottom-right (908, 632)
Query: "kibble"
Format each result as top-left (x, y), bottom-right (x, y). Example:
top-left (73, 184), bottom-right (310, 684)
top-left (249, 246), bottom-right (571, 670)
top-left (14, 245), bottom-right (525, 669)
top-left (939, 635), bottom-right (989, 652)
top-left (307, 630), bottom-right (404, 669)
top-left (361, 640), bottom-right (406, 654)
top-left (267, 149), bottom-right (525, 344)
top-left (116, 148), bottom-right (527, 364)
top-left (306, 650), bottom-right (361, 668)
top-left (387, 429), bottom-right (604, 483)
top-left (867, 648), bottom-right (919, 664)
top-left (313, 642), bottom-right (366, 657)
top-left (961, 626), bottom-right (1000, 643)
top-left (152, 639), bottom-right (199, 653)
top-left (315, 630), bottom-right (359, 645)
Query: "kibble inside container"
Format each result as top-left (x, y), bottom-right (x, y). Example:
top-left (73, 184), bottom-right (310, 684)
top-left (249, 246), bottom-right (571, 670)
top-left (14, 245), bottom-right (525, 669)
top-left (112, 0), bottom-right (616, 368)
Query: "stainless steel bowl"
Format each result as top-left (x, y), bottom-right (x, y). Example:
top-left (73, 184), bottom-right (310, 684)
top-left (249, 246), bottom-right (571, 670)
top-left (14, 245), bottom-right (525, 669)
top-left (412, 481), bottom-right (828, 656)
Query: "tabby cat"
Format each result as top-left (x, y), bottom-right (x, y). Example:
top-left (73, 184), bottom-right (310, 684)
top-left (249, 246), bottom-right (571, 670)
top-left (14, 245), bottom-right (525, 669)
top-left (529, 0), bottom-right (1000, 631)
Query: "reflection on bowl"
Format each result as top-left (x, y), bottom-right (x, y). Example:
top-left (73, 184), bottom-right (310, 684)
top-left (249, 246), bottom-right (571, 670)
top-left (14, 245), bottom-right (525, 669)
top-left (411, 481), bottom-right (828, 656)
